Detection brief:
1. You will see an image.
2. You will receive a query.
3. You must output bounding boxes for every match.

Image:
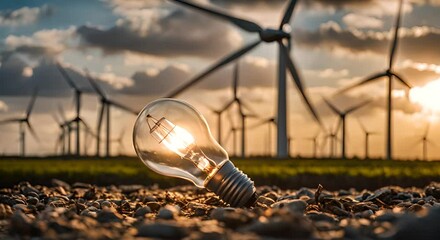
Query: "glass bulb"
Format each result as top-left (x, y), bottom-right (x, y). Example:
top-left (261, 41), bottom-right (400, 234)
top-left (133, 98), bottom-right (256, 207)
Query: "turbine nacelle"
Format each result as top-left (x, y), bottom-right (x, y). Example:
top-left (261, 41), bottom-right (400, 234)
top-left (259, 28), bottom-right (290, 42)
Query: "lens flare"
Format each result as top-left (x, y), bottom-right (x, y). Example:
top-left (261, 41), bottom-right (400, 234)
top-left (409, 79), bottom-right (440, 113)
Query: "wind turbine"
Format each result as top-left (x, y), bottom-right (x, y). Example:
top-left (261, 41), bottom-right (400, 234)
top-left (304, 130), bottom-right (320, 158)
top-left (416, 123), bottom-right (433, 161)
top-left (84, 70), bottom-right (138, 157)
top-left (357, 118), bottom-right (379, 159)
top-left (52, 113), bottom-right (66, 155)
top-left (0, 88), bottom-right (39, 157)
top-left (323, 98), bottom-right (371, 160)
top-left (56, 63), bottom-right (88, 156)
top-left (249, 117), bottom-right (277, 156)
top-left (111, 128), bottom-right (126, 156)
top-left (167, 0), bottom-right (321, 158)
top-left (335, 0), bottom-right (411, 160)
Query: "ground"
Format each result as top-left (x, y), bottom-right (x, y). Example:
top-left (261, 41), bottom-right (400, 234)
top-left (1, 180), bottom-right (440, 239)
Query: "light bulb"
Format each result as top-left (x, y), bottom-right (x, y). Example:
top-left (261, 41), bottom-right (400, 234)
top-left (133, 98), bottom-right (257, 207)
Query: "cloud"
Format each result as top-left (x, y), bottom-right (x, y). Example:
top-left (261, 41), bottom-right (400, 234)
top-left (3, 27), bottom-right (76, 60)
top-left (0, 5), bottom-right (52, 27)
top-left (0, 57), bottom-right (124, 97)
top-left (295, 22), bottom-right (440, 64)
top-left (0, 100), bottom-right (7, 112)
top-left (77, 6), bottom-right (242, 59)
top-left (342, 13), bottom-right (383, 29)
top-left (122, 56), bottom-right (276, 96)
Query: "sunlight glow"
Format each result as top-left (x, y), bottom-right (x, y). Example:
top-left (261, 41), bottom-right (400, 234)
top-left (409, 79), bottom-right (440, 113)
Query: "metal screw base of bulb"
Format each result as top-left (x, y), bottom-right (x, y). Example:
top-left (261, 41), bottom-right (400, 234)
top-left (205, 160), bottom-right (257, 208)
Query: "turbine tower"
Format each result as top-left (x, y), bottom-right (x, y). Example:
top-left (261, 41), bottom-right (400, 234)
top-left (85, 70), bottom-right (138, 157)
top-left (249, 117), bottom-right (277, 156)
top-left (56, 63), bottom-right (86, 156)
top-left (357, 118), bottom-right (379, 159)
top-left (417, 123), bottom-right (433, 161)
top-left (0, 88), bottom-right (39, 156)
top-left (305, 130), bottom-right (320, 158)
top-left (336, 0), bottom-right (411, 160)
top-left (323, 98), bottom-right (371, 160)
top-left (167, 0), bottom-right (321, 158)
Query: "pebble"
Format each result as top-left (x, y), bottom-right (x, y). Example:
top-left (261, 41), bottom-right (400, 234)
top-left (0, 181), bottom-right (438, 239)
top-left (271, 199), bottom-right (307, 214)
top-left (137, 222), bottom-right (188, 238)
top-left (134, 206), bottom-right (151, 218)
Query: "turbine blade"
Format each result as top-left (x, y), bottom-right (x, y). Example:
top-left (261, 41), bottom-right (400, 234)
top-left (56, 62), bottom-right (79, 90)
top-left (279, 0), bottom-right (298, 28)
top-left (26, 121), bottom-right (40, 142)
top-left (0, 118), bottom-right (21, 125)
top-left (280, 42), bottom-right (322, 125)
top-left (356, 117), bottom-right (367, 133)
top-left (335, 72), bottom-right (387, 95)
top-left (393, 73), bottom-right (412, 89)
top-left (84, 68), bottom-right (107, 98)
top-left (233, 62), bottom-right (239, 99)
top-left (58, 104), bottom-right (66, 122)
top-left (322, 97), bottom-right (342, 116)
top-left (424, 122), bottom-right (431, 138)
top-left (166, 39), bottom-right (261, 98)
top-left (344, 99), bottom-right (371, 115)
top-left (97, 103), bottom-right (105, 133)
top-left (389, 0), bottom-right (403, 69)
top-left (220, 99), bottom-right (235, 112)
top-left (26, 87), bottom-right (39, 118)
top-left (334, 117), bottom-right (342, 133)
top-left (108, 100), bottom-right (138, 115)
top-left (171, 0), bottom-right (262, 33)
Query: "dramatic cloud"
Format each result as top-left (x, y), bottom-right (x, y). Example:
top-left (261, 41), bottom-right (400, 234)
top-left (121, 56), bottom-right (276, 96)
top-left (3, 27), bottom-right (76, 60)
top-left (77, 7), bottom-right (242, 58)
top-left (342, 13), bottom-right (383, 29)
top-left (295, 22), bottom-right (440, 64)
top-left (0, 5), bottom-right (52, 27)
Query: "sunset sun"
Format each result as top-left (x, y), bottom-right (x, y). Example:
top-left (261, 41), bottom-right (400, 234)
top-left (409, 79), bottom-right (440, 113)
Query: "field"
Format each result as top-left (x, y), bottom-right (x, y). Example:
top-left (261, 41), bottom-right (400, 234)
top-left (1, 157), bottom-right (440, 190)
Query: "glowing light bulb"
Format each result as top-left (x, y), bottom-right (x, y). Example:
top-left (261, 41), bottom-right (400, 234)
top-left (133, 98), bottom-right (257, 207)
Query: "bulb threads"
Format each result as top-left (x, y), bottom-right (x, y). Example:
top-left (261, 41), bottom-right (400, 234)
top-left (205, 160), bottom-right (257, 207)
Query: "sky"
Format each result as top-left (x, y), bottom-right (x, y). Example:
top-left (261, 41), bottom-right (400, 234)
top-left (1, 0), bottom-right (440, 159)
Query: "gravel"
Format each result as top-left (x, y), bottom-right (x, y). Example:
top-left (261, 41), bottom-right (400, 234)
top-left (0, 180), bottom-right (439, 239)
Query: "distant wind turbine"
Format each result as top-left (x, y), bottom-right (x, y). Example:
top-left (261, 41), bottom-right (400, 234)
top-left (323, 98), bottom-right (371, 159)
top-left (0, 88), bottom-right (39, 157)
top-left (56, 63), bottom-right (89, 156)
top-left (304, 130), bottom-right (320, 158)
top-left (167, 0), bottom-right (321, 158)
top-left (84, 70), bottom-right (138, 157)
top-left (417, 123), bottom-right (434, 161)
top-left (335, 0), bottom-right (411, 160)
top-left (357, 118), bottom-right (379, 159)
top-left (249, 117), bottom-right (277, 156)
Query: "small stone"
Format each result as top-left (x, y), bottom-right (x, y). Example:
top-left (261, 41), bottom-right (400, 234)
top-left (271, 199), bottom-right (307, 214)
top-left (263, 192), bottom-right (279, 201)
top-left (257, 196), bottom-right (275, 206)
top-left (146, 202), bottom-right (161, 212)
top-left (157, 205), bottom-right (180, 219)
top-left (137, 222), bottom-right (188, 238)
top-left (27, 197), bottom-right (39, 206)
top-left (0, 203), bottom-right (13, 219)
top-left (134, 206), bottom-right (151, 218)
top-left (97, 209), bottom-right (123, 223)
top-left (51, 179), bottom-right (71, 190)
top-left (100, 201), bottom-right (112, 208)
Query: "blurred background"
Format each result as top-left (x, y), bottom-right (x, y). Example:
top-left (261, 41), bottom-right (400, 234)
top-left (0, 0), bottom-right (440, 160)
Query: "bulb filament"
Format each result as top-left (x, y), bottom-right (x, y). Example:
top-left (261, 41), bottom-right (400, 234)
top-left (146, 114), bottom-right (214, 173)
